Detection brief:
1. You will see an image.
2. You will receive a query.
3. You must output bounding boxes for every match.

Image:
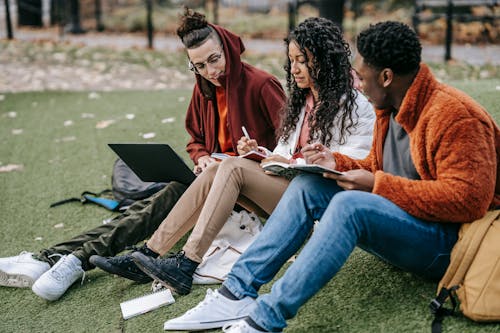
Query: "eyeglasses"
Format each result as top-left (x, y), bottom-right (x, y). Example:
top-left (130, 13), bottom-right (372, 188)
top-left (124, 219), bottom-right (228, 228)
top-left (188, 50), bottom-right (224, 74)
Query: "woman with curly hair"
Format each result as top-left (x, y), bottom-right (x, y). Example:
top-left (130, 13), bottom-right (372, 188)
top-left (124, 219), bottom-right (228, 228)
top-left (92, 17), bottom-right (375, 298)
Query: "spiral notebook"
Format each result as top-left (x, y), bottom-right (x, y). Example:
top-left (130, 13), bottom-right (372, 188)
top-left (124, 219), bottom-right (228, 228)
top-left (120, 288), bottom-right (175, 320)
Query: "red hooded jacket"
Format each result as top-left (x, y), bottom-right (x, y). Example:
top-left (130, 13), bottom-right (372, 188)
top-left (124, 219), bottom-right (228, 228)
top-left (184, 24), bottom-right (285, 164)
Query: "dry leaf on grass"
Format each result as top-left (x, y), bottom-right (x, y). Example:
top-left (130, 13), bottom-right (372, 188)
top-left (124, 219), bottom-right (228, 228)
top-left (0, 164), bottom-right (24, 173)
top-left (162, 117), bottom-right (175, 123)
top-left (55, 136), bottom-right (77, 143)
top-left (142, 132), bottom-right (156, 139)
top-left (88, 92), bottom-right (101, 99)
top-left (96, 119), bottom-right (116, 129)
top-left (11, 129), bottom-right (23, 135)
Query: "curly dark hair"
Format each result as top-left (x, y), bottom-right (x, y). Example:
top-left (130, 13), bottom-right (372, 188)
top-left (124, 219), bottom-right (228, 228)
top-left (176, 7), bottom-right (219, 49)
top-left (357, 21), bottom-right (421, 74)
top-left (279, 17), bottom-right (357, 147)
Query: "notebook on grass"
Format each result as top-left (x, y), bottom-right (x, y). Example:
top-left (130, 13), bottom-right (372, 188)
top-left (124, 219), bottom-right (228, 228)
top-left (120, 288), bottom-right (175, 320)
top-left (108, 143), bottom-right (196, 185)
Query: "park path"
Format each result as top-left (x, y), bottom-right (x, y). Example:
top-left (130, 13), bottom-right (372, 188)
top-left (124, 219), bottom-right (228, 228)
top-left (1, 27), bottom-right (498, 93)
top-left (9, 27), bottom-right (500, 65)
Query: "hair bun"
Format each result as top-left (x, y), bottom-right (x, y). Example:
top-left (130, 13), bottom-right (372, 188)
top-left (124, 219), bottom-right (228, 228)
top-left (177, 7), bottom-right (208, 39)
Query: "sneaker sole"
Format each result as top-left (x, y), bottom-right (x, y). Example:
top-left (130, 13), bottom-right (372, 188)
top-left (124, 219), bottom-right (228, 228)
top-left (131, 257), bottom-right (191, 295)
top-left (31, 282), bottom-right (61, 301)
top-left (0, 271), bottom-right (36, 288)
top-left (89, 256), bottom-right (152, 284)
top-left (164, 317), bottom-right (244, 331)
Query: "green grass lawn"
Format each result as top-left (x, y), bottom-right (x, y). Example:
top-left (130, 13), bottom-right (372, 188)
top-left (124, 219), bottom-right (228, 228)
top-left (1, 80), bottom-right (500, 333)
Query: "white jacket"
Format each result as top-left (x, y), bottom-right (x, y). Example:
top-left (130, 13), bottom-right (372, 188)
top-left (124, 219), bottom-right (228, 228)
top-left (272, 90), bottom-right (375, 161)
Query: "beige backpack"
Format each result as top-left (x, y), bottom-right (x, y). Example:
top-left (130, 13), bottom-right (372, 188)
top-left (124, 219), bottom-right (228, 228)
top-left (430, 210), bottom-right (500, 332)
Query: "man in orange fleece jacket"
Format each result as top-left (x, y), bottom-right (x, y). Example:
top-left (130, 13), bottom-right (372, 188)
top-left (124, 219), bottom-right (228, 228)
top-left (161, 21), bottom-right (500, 333)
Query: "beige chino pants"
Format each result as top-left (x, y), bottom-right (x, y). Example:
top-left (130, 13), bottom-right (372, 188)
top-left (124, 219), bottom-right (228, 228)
top-left (146, 157), bottom-right (290, 262)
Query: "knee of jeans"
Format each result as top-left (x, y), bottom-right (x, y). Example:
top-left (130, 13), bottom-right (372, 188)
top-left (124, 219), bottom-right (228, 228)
top-left (328, 191), bottom-right (370, 218)
top-left (287, 174), bottom-right (322, 193)
top-left (332, 190), bottom-right (367, 205)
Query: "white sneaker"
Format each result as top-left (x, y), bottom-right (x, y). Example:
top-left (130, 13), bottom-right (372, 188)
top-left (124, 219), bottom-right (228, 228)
top-left (163, 288), bottom-right (256, 331)
top-left (31, 254), bottom-right (84, 301)
top-left (0, 252), bottom-right (50, 288)
top-left (223, 319), bottom-right (281, 333)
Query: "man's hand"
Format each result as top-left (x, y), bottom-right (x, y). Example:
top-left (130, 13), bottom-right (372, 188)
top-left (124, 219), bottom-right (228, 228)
top-left (301, 143), bottom-right (336, 170)
top-left (324, 169), bottom-right (375, 192)
top-left (237, 136), bottom-right (258, 155)
top-left (194, 155), bottom-right (216, 175)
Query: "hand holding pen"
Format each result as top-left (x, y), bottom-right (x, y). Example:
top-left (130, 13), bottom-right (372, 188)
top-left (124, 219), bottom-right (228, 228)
top-left (237, 126), bottom-right (258, 155)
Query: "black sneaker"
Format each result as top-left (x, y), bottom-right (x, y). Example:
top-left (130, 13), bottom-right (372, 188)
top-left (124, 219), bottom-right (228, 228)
top-left (131, 251), bottom-right (199, 295)
top-left (89, 245), bottom-right (158, 284)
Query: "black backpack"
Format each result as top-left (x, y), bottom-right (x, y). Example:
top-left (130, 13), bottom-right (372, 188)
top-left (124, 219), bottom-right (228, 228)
top-left (50, 159), bottom-right (167, 212)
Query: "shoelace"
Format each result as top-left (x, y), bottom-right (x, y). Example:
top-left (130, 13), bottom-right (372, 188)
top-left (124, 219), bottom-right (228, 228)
top-left (17, 251), bottom-right (35, 261)
top-left (165, 251), bottom-right (185, 268)
top-left (49, 255), bottom-right (85, 285)
top-left (184, 288), bottom-right (217, 315)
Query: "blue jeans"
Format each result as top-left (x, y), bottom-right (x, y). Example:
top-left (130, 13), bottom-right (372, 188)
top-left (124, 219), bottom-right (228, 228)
top-left (223, 174), bottom-right (460, 331)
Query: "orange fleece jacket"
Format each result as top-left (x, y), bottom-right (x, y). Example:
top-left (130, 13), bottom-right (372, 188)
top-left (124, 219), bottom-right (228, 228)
top-left (334, 64), bottom-right (500, 223)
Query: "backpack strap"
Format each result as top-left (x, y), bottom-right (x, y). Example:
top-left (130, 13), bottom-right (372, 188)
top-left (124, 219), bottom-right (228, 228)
top-left (429, 210), bottom-right (500, 333)
top-left (50, 190), bottom-right (123, 211)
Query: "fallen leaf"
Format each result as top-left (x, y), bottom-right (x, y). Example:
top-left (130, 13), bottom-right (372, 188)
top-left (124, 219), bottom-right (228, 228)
top-left (142, 132), bottom-right (156, 139)
top-left (88, 92), bottom-right (100, 99)
top-left (125, 114), bottom-right (135, 120)
top-left (7, 111), bottom-right (17, 118)
top-left (55, 136), bottom-right (77, 143)
top-left (11, 129), bottom-right (23, 135)
top-left (54, 223), bottom-right (64, 228)
top-left (34, 237), bottom-right (43, 241)
top-left (162, 117), bottom-right (175, 123)
top-left (96, 119), bottom-right (116, 129)
top-left (63, 120), bottom-right (74, 126)
top-left (0, 164), bottom-right (24, 173)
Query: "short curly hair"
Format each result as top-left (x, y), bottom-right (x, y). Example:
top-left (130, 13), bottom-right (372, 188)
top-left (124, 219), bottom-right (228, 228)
top-left (357, 21), bottom-right (421, 75)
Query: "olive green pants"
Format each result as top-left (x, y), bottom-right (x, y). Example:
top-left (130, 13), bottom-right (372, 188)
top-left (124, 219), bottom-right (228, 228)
top-left (36, 182), bottom-right (187, 270)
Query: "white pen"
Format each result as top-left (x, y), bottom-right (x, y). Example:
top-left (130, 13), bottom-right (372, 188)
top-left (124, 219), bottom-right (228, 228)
top-left (241, 126), bottom-right (251, 140)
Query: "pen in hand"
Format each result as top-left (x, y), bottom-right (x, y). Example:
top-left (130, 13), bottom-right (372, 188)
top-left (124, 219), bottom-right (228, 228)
top-left (239, 126), bottom-right (259, 154)
top-left (242, 126), bottom-right (251, 140)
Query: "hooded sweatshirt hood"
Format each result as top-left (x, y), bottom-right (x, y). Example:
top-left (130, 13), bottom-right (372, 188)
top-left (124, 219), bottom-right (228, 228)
top-left (194, 24), bottom-right (245, 99)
